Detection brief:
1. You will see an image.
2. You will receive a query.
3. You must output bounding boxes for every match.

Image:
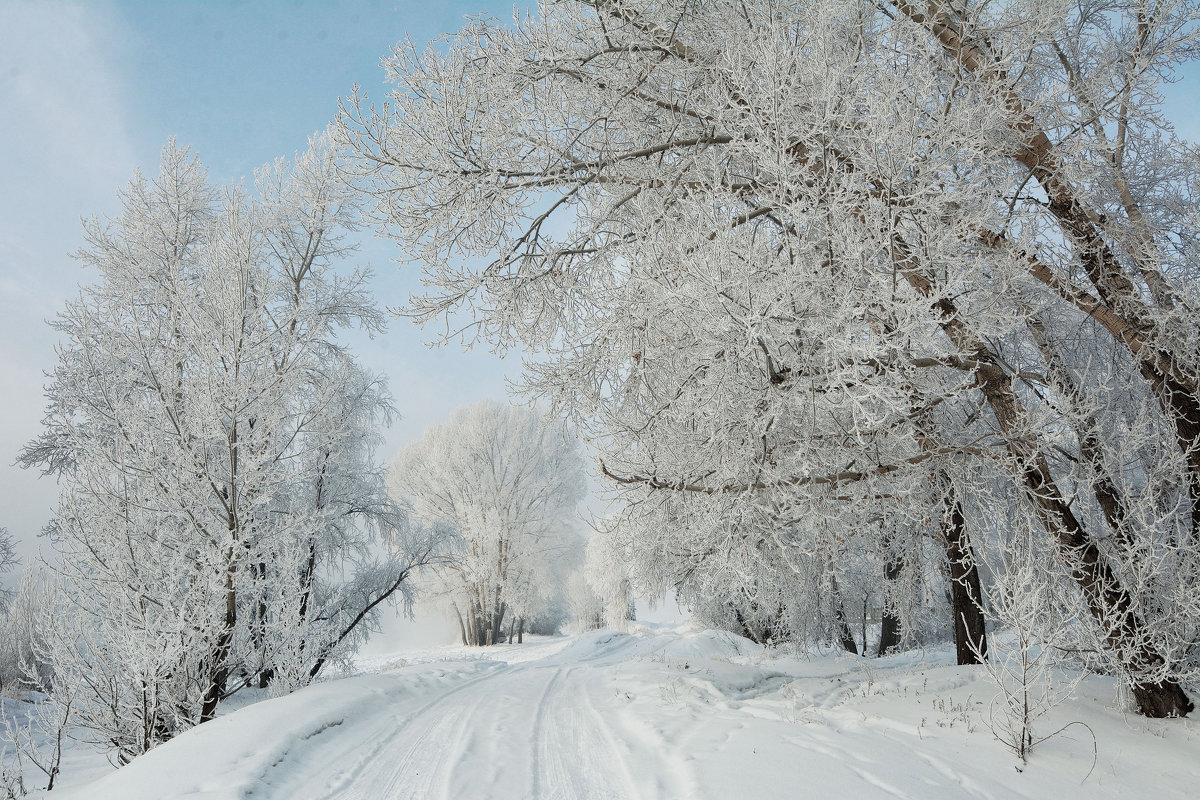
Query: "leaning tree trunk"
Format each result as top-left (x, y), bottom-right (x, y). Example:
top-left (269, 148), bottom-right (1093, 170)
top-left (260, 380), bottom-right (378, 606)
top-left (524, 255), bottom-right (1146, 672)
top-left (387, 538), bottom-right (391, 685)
top-left (892, 233), bottom-right (1192, 717)
top-left (976, 357), bottom-right (1191, 716)
top-left (453, 603), bottom-right (468, 647)
top-left (973, 358), bottom-right (1193, 715)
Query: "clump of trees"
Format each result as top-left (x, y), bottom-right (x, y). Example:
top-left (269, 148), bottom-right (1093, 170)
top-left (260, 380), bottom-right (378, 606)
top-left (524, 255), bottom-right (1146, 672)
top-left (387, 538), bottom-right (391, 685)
top-left (565, 526), bottom-right (636, 634)
top-left (391, 401), bottom-right (585, 645)
top-left (0, 568), bottom-right (52, 699)
top-left (0, 530), bottom-right (14, 597)
top-left (340, 0), bottom-right (1200, 717)
top-left (0, 528), bottom-right (25, 695)
top-left (17, 138), bottom-right (439, 763)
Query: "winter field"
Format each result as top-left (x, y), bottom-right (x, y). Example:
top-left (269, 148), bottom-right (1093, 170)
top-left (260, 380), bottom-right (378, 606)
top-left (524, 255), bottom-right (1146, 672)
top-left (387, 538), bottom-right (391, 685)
top-left (4, 622), bottom-right (1196, 800)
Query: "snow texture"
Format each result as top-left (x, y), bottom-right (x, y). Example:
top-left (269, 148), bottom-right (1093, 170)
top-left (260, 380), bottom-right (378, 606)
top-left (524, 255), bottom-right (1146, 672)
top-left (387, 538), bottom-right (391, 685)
top-left (33, 624), bottom-right (1200, 799)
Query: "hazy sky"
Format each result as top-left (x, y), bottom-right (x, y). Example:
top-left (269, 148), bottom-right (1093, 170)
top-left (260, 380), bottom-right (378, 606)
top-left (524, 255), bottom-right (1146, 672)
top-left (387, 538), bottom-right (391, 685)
top-left (1, 1), bottom-right (1198, 574)
top-left (0, 0), bottom-right (521, 567)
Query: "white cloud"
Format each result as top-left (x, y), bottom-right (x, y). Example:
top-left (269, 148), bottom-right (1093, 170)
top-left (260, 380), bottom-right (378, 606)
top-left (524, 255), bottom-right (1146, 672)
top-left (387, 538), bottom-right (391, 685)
top-left (0, 1), bottom-right (138, 565)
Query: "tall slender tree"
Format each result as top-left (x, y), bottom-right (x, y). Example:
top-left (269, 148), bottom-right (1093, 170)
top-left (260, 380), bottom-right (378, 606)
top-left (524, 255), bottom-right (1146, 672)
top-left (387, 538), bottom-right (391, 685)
top-left (21, 137), bottom-right (435, 762)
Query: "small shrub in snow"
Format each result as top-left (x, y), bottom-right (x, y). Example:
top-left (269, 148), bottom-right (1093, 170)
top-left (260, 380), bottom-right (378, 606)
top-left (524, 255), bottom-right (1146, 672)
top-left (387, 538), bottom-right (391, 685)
top-left (974, 539), bottom-right (1088, 765)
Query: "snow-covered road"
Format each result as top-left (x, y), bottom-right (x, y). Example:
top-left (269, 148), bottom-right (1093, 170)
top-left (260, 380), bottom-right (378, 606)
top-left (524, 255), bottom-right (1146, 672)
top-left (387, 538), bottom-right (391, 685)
top-left (246, 633), bottom-right (707, 800)
top-left (291, 662), bottom-right (677, 800)
top-left (49, 626), bottom-right (1200, 800)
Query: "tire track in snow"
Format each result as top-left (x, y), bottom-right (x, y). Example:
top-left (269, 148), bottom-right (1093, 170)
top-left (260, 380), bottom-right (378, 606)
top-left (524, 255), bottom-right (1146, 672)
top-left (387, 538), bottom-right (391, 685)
top-left (363, 692), bottom-right (478, 800)
top-left (315, 662), bottom-right (566, 800)
top-left (255, 663), bottom-right (508, 800)
top-left (532, 665), bottom-right (640, 800)
top-left (529, 666), bottom-right (567, 800)
top-left (254, 642), bottom-right (702, 800)
top-left (321, 663), bottom-right (517, 800)
top-left (567, 671), bottom-right (646, 800)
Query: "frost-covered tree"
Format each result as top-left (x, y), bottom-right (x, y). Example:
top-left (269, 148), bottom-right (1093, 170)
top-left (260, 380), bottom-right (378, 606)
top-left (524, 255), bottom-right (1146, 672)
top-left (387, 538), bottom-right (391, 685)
top-left (0, 528), bottom-right (28, 694)
top-left (0, 528), bottom-right (15, 608)
top-left (391, 402), bottom-right (585, 645)
top-left (19, 138), bottom-right (435, 761)
top-left (341, 0), bottom-right (1200, 716)
top-left (565, 571), bottom-right (605, 634)
top-left (582, 526), bottom-right (634, 630)
top-left (0, 567), bottom-right (52, 697)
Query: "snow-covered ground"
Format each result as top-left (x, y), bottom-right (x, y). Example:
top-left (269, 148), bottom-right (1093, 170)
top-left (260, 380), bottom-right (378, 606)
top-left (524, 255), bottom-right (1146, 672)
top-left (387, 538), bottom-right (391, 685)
top-left (8, 623), bottom-right (1200, 799)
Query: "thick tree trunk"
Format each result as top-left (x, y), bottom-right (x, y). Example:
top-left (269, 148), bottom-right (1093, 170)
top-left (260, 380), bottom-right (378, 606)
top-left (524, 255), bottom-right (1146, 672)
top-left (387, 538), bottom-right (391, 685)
top-left (876, 558), bottom-right (903, 657)
top-left (978, 361), bottom-right (1192, 717)
top-left (892, 234), bottom-right (1192, 717)
top-left (517, 617), bottom-right (524, 644)
top-left (490, 594), bottom-right (506, 646)
top-left (944, 491), bottom-right (988, 665)
top-left (830, 576), bottom-right (859, 655)
top-left (201, 561), bottom-right (237, 722)
top-left (466, 600), bottom-right (481, 647)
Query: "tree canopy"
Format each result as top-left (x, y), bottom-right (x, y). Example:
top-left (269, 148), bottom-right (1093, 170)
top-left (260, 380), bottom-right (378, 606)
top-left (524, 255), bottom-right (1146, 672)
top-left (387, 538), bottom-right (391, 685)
top-left (341, 0), bottom-right (1200, 717)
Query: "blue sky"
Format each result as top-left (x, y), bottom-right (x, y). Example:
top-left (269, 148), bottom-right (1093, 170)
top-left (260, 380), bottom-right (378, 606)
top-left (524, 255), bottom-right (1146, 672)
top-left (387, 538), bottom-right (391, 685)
top-left (1, 1), bottom-right (1198, 569)
top-left (0, 0), bottom-right (523, 564)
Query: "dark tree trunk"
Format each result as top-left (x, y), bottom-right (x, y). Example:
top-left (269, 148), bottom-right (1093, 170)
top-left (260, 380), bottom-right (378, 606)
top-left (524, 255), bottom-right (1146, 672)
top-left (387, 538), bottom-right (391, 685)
top-left (985, 389), bottom-right (1195, 714)
top-left (201, 561), bottom-right (237, 722)
top-left (830, 576), bottom-right (859, 655)
top-left (1133, 681), bottom-right (1195, 718)
top-left (454, 604), bottom-right (468, 647)
top-left (732, 605), bottom-right (761, 645)
top-left (861, 593), bottom-right (868, 657)
top-left (943, 489), bottom-right (988, 665)
top-left (255, 557), bottom-right (277, 689)
top-left (876, 558), bottom-right (903, 657)
top-left (893, 244), bottom-right (1193, 717)
top-left (517, 617), bottom-right (524, 644)
top-left (489, 596), bottom-right (506, 647)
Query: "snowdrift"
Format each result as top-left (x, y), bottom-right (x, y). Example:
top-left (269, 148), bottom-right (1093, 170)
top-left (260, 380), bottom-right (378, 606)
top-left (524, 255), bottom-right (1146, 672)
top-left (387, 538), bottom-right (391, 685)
top-left (33, 624), bottom-right (1200, 799)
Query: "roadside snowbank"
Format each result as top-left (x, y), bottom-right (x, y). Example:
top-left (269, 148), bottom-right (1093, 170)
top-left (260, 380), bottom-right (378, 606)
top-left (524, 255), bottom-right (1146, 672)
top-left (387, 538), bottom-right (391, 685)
top-left (10, 623), bottom-right (1199, 799)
